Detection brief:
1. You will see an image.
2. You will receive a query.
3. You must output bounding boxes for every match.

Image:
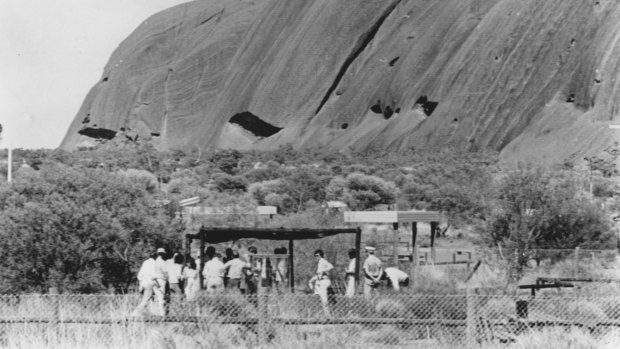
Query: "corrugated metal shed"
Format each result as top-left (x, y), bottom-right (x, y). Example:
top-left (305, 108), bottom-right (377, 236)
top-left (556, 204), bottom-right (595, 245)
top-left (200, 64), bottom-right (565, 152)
top-left (344, 210), bottom-right (441, 223)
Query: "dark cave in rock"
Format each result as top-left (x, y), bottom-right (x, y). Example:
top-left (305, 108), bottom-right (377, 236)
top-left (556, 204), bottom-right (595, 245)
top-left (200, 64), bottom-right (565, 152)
top-left (78, 127), bottom-right (117, 140)
top-left (415, 96), bottom-right (439, 116)
top-left (229, 111), bottom-right (282, 138)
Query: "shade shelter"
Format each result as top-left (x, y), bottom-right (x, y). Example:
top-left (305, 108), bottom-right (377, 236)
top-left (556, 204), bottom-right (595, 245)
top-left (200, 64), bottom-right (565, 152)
top-left (344, 211), bottom-right (441, 277)
top-left (185, 226), bottom-right (362, 293)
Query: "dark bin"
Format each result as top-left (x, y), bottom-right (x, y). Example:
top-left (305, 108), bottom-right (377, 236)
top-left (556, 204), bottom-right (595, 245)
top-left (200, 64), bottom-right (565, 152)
top-left (516, 300), bottom-right (528, 318)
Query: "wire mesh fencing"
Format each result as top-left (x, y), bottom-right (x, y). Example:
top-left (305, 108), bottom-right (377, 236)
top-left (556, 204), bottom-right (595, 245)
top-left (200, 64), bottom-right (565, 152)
top-left (1, 291), bottom-right (620, 348)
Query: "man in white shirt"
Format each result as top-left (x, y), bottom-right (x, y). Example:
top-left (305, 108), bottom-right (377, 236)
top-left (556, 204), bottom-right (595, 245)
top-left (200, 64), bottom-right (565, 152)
top-left (308, 249), bottom-right (333, 316)
top-left (382, 267), bottom-right (409, 291)
top-left (362, 246), bottom-right (383, 299)
top-left (223, 252), bottom-right (245, 291)
top-left (345, 248), bottom-right (356, 298)
top-left (131, 253), bottom-right (156, 316)
top-left (203, 253), bottom-right (225, 293)
top-left (152, 248), bottom-right (168, 316)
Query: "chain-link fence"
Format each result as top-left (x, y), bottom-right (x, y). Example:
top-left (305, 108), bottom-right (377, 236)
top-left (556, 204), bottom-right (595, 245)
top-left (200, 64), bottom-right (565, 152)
top-left (1, 291), bottom-right (620, 348)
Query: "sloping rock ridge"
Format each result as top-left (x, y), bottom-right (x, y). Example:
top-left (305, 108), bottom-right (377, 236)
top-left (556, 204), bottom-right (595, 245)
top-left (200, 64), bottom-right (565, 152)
top-left (60, 0), bottom-right (620, 165)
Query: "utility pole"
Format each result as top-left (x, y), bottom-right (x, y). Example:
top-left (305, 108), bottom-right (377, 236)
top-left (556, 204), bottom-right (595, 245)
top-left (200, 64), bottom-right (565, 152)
top-left (0, 123), bottom-right (9, 182)
top-left (7, 142), bottom-right (11, 182)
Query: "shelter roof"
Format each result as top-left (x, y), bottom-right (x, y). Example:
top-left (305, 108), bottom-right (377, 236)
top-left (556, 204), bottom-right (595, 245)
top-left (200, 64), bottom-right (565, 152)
top-left (189, 226), bottom-right (359, 243)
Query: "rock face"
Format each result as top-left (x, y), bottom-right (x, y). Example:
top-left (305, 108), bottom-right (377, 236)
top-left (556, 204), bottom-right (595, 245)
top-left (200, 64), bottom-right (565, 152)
top-left (61, 0), bottom-right (620, 164)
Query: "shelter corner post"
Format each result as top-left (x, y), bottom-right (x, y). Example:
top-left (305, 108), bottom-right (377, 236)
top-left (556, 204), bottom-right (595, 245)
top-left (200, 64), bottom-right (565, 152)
top-left (355, 227), bottom-right (361, 294)
top-left (410, 222), bottom-right (418, 284)
top-left (289, 239), bottom-right (294, 293)
top-left (430, 221), bottom-right (438, 264)
top-left (199, 232), bottom-right (205, 290)
top-left (392, 223), bottom-right (400, 267)
top-left (184, 235), bottom-right (191, 263)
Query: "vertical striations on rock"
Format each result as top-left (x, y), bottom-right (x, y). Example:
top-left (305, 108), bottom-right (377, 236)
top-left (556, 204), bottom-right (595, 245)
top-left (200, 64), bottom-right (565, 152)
top-left (61, 0), bottom-right (620, 165)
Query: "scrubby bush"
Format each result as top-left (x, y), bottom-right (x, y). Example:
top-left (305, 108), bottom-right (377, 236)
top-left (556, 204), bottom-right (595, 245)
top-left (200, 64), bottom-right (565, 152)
top-left (485, 166), bottom-right (615, 281)
top-left (326, 173), bottom-right (396, 210)
top-left (212, 173), bottom-right (248, 192)
top-left (0, 163), bottom-right (181, 293)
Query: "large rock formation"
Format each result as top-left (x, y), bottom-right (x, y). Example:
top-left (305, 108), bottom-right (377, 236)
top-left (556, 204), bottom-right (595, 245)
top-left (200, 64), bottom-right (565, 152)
top-left (60, 0), bottom-right (620, 165)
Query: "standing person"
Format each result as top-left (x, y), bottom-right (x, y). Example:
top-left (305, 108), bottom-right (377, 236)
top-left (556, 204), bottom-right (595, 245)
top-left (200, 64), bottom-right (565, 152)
top-left (243, 246), bottom-right (259, 295)
top-left (223, 251), bottom-right (245, 291)
top-left (183, 259), bottom-right (199, 300)
top-left (223, 248), bottom-right (234, 287)
top-left (308, 249), bottom-right (333, 316)
top-left (274, 247), bottom-right (287, 291)
top-left (203, 252), bottom-right (225, 293)
top-left (345, 248), bottom-right (357, 298)
top-left (131, 252), bottom-right (156, 316)
top-left (152, 248), bottom-right (168, 316)
top-left (362, 246), bottom-right (383, 299)
top-left (167, 253), bottom-right (185, 296)
top-left (223, 248), bottom-right (234, 263)
top-left (382, 267), bottom-right (409, 292)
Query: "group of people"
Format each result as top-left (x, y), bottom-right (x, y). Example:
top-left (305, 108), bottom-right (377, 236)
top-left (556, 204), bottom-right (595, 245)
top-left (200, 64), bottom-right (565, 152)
top-left (130, 245), bottom-right (288, 316)
top-left (131, 244), bottom-right (409, 316)
top-left (357, 246), bottom-right (410, 297)
top-left (307, 245), bottom-right (410, 315)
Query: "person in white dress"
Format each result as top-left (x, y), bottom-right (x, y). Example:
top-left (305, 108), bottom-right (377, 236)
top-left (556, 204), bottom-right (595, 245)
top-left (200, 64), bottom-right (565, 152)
top-left (183, 259), bottom-right (198, 300)
top-left (274, 247), bottom-right (287, 291)
top-left (345, 248), bottom-right (356, 298)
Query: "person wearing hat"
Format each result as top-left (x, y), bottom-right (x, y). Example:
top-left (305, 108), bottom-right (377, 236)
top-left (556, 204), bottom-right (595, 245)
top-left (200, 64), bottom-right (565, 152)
top-left (362, 246), bottom-right (383, 298)
top-left (131, 252), bottom-right (157, 317)
top-left (152, 247), bottom-right (168, 316)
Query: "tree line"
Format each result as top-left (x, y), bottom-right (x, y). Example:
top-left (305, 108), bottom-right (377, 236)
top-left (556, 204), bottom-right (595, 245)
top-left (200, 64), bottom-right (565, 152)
top-left (0, 140), bottom-right (617, 293)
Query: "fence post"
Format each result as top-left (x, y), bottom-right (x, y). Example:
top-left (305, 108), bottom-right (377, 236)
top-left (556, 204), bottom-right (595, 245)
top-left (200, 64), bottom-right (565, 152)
top-left (466, 286), bottom-right (476, 345)
top-left (574, 247), bottom-right (580, 278)
top-left (257, 281), bottom-right (268, 346)
top-left (410, 222), bottom-right (418, 286)
top-left (49, 287), bottom-right (60, 341)
top-left (412, 245), bottom-right (419, 285)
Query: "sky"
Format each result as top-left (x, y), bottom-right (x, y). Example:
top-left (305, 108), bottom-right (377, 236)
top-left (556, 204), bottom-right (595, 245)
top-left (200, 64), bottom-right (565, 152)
top-left (0, 0), bottom-right (190, 149)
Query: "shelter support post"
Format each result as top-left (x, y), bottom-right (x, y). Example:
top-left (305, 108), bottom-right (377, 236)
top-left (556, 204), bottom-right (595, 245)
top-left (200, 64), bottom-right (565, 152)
top-left (355, 227), bottom-right (361, 294)
top-left (410, 222), bottom-right (418, 283)
top-left (430, 221), bottom-right (438, 264)
top-left (199, 235), bottom-right (205, 290)
top-left (392, 223), bottom-right (399, 267)
top-left (184, 235), bottom-right (191, 263)
top-left (289, 239), bottom-right (294, 293)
